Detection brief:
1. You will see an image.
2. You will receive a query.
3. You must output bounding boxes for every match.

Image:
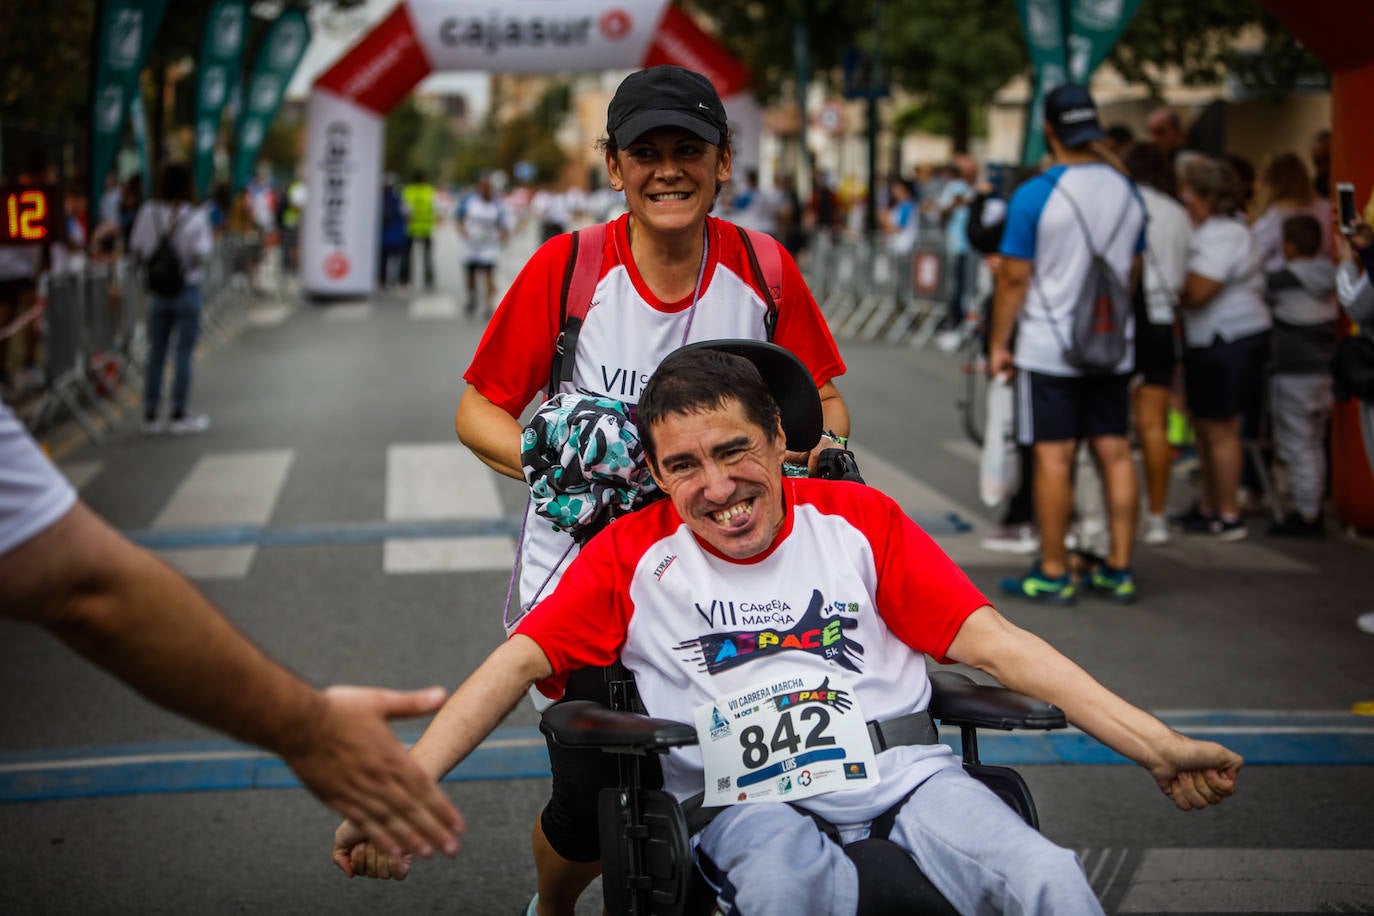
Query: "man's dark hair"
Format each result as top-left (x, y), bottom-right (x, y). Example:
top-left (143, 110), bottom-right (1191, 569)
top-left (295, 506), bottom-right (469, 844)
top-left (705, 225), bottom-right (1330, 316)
top-left (1106, 124), bottom-right (1135, 150)
top-left (1282, 213), bottom-right (1323, 258)
top-left (638, 348), bottom-right (781, 467)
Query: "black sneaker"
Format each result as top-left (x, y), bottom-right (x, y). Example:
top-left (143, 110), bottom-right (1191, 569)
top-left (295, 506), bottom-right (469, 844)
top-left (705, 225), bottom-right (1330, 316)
top-left (1179, 511), bottom-right (1219, 534)
top-left (1169, 502), bottom-right (1211, 530)
top-left (1208, 516), bottom-right (1248, 541)
top-left (1268, 513), bottom-right (1325, 539)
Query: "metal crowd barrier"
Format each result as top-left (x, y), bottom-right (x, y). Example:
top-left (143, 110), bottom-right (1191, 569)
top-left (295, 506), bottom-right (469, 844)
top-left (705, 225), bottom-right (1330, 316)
top-left (803, 227), bottom-right (964, 348)
top-left (11, 235), bottom-right (258, 442)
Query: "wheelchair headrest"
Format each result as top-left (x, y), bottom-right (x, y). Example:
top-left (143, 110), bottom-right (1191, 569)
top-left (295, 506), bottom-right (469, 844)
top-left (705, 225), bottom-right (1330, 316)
top-left (675, 339), bottom-right (824, 453)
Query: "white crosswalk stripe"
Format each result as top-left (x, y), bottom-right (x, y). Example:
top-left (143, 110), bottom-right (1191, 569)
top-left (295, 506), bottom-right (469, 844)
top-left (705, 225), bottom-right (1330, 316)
top-left (59, 459), bottom-right (104, 491)
top-left (153, 449), bottom-right (294, 580)
top-left (407, 294), bottom-right (460, 320)
top-left (384, 443), bottom-right (514, 574)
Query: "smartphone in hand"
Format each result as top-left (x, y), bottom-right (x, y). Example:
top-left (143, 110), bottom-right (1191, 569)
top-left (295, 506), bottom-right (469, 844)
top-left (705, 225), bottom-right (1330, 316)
top-left (1337, 182), bottom-right (1357, 235)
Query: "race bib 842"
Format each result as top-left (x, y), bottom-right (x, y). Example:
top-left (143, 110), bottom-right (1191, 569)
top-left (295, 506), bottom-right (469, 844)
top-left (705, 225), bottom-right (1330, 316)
top-left (692, 672), bottom-right (878, 807)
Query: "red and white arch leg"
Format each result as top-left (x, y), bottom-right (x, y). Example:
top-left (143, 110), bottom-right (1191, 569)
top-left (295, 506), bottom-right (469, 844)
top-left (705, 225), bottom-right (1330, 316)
top-left (302, 0), bottom-right (753, 298)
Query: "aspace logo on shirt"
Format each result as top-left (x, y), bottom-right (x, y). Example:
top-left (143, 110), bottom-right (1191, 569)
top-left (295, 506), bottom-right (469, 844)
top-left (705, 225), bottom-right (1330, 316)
top-left (675, 589), bottom-right (863, 676)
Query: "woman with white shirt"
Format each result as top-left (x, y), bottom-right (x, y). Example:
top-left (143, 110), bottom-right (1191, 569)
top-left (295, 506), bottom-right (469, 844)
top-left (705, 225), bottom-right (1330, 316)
top-left (1125, 143), bottom-right (1191, 546)
top-left (1175, 155), bottom-right (1273, 540)
top-left (128, 163), bottom-right (214, 435)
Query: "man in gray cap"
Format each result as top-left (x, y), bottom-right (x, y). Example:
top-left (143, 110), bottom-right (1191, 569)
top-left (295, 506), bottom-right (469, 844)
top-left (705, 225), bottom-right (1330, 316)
top-left (988, 83), bottom-right (1147, 606)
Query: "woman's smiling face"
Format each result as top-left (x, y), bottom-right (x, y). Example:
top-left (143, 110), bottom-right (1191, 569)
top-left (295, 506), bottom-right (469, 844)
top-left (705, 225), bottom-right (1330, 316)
top-left (607, 127), bottom-right (732, 240)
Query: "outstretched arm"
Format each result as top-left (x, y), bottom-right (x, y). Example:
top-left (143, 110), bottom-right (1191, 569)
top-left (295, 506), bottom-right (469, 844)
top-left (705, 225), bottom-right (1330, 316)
top-left (945, 607), bottom-right (1242, 810)
top-left (333, 635), bottom-right (553, 878)
top-left (0, 500), bottom-right (464, 858)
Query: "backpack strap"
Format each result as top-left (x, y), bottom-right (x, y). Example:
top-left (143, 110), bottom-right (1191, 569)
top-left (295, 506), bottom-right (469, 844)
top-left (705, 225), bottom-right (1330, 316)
top-left (548, 222), bottom-right (609, 396)
top-left (1028, 173), bottom-right (1138, 352)
top-left (735, 225), bottom-right (783, 340)
top-left (1056, 180), bottom-right (1134, 259)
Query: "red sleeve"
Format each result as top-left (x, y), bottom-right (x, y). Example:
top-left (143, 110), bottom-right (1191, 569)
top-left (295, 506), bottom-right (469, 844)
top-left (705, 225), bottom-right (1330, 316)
top-left (770, 243), bottom-right (847, 389)
top-left (866, 490), bottom-right (988, 663)
top-left (512, 529), bottom-right (634, 699)
top-left (462, 233), bottom-right (574, 417)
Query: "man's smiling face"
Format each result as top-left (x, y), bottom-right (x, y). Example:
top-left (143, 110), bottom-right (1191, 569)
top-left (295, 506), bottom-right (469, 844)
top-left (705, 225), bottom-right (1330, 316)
top-left (647, 397), bottom-right (786, 561)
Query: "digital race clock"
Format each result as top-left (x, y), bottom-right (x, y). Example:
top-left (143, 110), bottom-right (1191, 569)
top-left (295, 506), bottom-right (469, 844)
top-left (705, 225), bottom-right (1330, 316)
top-left (0, 184), bottom-right (65, 246)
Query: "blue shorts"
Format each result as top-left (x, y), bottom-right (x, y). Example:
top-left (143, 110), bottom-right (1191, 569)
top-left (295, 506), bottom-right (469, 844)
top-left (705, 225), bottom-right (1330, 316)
top-left (1015, 370), bottom-right (1132, 445)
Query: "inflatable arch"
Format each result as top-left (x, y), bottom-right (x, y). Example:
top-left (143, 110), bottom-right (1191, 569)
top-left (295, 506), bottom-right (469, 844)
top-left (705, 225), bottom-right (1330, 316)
top-left (302, 0), bottom-right (756, 297)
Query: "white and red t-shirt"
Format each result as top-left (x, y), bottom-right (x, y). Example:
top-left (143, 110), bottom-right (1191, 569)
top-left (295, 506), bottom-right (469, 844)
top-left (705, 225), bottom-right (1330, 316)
top-left (465, 213), bottom-right (846, 616)
top-left (515, 477), bottom-right (988, 825)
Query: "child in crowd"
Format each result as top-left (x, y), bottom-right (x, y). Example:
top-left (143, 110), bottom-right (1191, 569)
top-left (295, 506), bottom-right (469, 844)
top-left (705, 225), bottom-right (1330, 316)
top-left (1264, 214), bottom-right (1338, 536)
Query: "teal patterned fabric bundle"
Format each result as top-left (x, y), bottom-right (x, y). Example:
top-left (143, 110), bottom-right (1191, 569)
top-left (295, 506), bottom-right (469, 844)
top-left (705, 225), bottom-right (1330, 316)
top-left (522, 394), bottom-right (661, 544)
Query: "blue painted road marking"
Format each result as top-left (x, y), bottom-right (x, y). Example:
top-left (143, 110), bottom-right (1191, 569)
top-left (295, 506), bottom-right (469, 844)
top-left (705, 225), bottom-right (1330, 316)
top-left (2, 712), bottom-right (1371, 804)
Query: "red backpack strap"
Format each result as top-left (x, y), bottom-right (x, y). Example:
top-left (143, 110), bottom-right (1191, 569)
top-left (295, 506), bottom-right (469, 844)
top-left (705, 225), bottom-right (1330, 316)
top-left (736, 225), bottom-right (783, 340)
top-left (549, 222), bottom-right (609, 395)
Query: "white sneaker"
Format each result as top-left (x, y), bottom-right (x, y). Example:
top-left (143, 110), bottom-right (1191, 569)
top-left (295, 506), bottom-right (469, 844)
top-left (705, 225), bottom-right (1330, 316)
top-left (1357, 613), bottom-right (1374, 636)
top-left (1143, 513), bottom-right (1170, 546)
top-left (980, 524), bottom-right (1039, 554)
top-left (168, 412), bottom-right (211, 435)
top-left (934, 330), bottom-right (963, 353)
top-left (141, 417), bottom-right (165, 435)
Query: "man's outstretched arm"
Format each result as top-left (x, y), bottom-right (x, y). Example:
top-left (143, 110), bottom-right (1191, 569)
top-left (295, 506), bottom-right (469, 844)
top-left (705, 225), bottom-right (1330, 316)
top-left (0, 500), bottom-right (464, 859)
top-left (333, 634), bottom-right (553, 878)
top-left (945, 606), bottom-right (1242, 810)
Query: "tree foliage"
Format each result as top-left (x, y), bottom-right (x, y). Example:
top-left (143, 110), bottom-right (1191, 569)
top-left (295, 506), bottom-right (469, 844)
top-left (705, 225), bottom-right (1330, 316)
top-left (682, 0), bottom-right (1324, 153)
top-left (0, 0), bottom-right (362, 173)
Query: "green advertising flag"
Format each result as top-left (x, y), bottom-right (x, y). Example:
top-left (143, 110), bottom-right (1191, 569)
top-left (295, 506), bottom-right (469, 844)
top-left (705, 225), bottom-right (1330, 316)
top-left (1015, 0), bottom-right (1069, 165)
top-left (1066, 0), bottom-right (1145, 85)
top-left (231, 8), bottom-right (311, 192)
top-left (192, 0), bottom-right (249, 197)
top-left (88, 0), bottom-right (170, 207)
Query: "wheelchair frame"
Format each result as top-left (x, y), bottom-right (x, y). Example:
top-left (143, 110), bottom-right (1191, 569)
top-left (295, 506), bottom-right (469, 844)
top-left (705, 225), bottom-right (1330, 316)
top-left (540, 669), bottom-right (1067, 916)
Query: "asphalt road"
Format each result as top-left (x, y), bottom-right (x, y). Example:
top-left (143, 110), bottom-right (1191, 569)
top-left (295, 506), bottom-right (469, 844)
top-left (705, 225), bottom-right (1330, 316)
top-left (2, 223), bottom-right (1371, 915)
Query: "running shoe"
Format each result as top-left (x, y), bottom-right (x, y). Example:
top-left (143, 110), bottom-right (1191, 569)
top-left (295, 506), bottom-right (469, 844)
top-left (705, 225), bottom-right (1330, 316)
top-left (168, 412), bottom-right (211, 435)
top-left (1169, 502), bottom-right (1211, 530)
top-left (1267, 512), bottom-right (1325, 539)
top-left (1183, 515), bottom-right (1247, 541)
top-left (142, 415), bottom-right (165, 435)
top-left (999, 563), bottom-right (1077, 605)
top-left (1087, 565), bottom-right (1136, 604)
top-left (1142, 513), bottom-right (1170, 546)
top-left (1356, 613), bottom-right (1374, 636)
top-left (980, 524), bottom-right (1039, 555)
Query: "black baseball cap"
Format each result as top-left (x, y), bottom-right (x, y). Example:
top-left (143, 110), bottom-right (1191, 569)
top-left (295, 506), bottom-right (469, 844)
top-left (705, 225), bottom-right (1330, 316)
top-left (607, 66), bottom-right (729, 149)
top-left (1044, 83), bottom-right (1105, 148)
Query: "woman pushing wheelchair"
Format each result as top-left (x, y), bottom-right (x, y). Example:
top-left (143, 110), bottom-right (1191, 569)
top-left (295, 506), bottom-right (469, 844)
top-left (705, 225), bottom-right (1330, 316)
top-left (449, 66), bottom-right (849, 915)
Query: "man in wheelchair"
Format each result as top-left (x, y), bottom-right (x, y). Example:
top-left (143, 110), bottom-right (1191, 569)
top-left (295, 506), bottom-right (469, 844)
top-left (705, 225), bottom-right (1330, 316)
top-left (333, 342), bottom-right (1242, 915)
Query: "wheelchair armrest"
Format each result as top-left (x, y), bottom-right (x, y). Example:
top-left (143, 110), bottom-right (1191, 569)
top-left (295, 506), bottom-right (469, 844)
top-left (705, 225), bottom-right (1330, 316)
top-left (540, 700), bottom-right (700, 754)
top-left (929, 671), bottom-right (1066, 731)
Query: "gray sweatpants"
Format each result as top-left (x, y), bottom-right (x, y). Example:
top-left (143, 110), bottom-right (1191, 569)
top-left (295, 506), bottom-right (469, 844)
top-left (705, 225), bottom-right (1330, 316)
top-left (695, 766), bottom-right (1102, 916)
top-left (1270, 373), bottom-right (1332, 519)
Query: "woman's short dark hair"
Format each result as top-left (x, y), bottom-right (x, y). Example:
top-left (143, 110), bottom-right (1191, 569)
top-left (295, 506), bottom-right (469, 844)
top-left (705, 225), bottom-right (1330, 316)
top-left (1125, 143), bottom-right (1176, 198)
top-left (158, 162), bottom-right (194, 203)
top-left (637, 348), bottom-right (780, 467)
